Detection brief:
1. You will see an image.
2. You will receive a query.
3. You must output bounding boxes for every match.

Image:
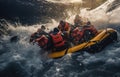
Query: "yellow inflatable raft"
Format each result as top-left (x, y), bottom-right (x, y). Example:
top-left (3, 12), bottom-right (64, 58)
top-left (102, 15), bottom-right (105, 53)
top-left (48, 28), bottom-right (117, 59)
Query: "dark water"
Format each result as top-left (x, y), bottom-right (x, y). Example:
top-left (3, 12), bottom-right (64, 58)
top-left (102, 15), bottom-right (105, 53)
top-left (0, 0), bottom-right (77, 25)
top-left (0, 0), bottom-right (106, 25)
top-left (0, 0), bottom-right (120, 77)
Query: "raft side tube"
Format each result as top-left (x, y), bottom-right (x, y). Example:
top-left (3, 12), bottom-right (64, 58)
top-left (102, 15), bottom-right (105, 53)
top-left (48, 28), bottom-right (117, 58)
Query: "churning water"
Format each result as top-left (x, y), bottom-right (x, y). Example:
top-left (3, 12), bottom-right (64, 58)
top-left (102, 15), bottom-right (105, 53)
top-left (0, 0), bottom-right (120, 77)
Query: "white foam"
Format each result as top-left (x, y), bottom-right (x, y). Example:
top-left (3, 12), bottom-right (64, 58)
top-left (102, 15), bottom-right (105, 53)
top-left (46, 0), bottom-right (83, 4)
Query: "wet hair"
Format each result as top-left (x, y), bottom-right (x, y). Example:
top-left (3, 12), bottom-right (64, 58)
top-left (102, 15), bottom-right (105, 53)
top-left (41, 25), bottom-right (46, 29)
top-left (87, 21), bottom-right (91, 25)
top-left (60, 20), bottom-right (65, 26)
top-left (60, 20), bottom-right (64, 23)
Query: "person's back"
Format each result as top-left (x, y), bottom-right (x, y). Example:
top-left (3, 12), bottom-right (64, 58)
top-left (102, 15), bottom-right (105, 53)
top-left (71, 27), bottom-right (84, 45)
top-left (74, 15), bottom-right (83, 27)
top-left (51, 28), bottom-right (64, 47)
top-left (82, 21), bottom-right (98, 41)
top-left (50, 28), bottom-right (68, 51)
top-left (83, 21), bottom-right (98, 35)
top-left (30, 25), bottom-right (48, 43)
top-left (58, 20), bottom-right (70, 32)
top-left (35, 35), bottom-right (48, 49)
top-left (58, 20), bottom-right (71, 40)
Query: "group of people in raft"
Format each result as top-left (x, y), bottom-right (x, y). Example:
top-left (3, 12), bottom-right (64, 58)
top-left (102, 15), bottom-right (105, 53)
top-left (30, 15), bottom-right (98, 51)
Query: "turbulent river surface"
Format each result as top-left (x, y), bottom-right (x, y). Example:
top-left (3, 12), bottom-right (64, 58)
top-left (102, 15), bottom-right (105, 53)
top-left (0, 0), bottom-right (120, 77)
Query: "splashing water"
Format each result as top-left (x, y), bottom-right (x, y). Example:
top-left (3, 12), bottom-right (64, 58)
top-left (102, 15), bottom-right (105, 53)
top-left (46, 0), bottom-right (83, 4)
top-left (65, 0), bottom-right (120, 30)
top-left (0, 0), bottom-right (120, 77)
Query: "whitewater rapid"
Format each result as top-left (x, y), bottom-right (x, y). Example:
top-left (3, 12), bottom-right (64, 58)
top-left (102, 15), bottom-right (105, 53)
top-left (0, 0), bottom-right (120, 77)
top-left (46, 0), bottom-right (83, 3)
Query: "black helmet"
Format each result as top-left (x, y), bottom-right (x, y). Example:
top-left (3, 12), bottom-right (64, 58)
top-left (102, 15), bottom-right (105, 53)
top-left (41, 25), bottom-right (46, 29)
top-left (53, 27), bottom-right (59, 33)
top-left (60, 20), bottom-right (65, 26)
top-left (87, 21), bottom-right (91, 25)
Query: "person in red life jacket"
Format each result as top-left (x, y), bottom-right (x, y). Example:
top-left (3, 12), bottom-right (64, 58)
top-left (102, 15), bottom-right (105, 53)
top-left (35, 35), bottom-right (48, 49)
top-left (58, 20), bottom-right (70, 32)
top-left (71, 27), bottom-right (84, 45)
top-left (29, 25), bottom-right (48, 43)
top-left (50, 28), bottom-right (68, 51)
top-left (74, 15), bottom-right (83, 27)
top-left (58, 20), bottom-right (71, 40)
top-left (82, 21), bottom-right (98, 41)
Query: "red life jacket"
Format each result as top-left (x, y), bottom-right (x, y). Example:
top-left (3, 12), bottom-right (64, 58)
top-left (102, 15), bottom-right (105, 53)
top-left (35, 35), bottom-right (48, 49)
top-left (91, 25), bottom-right (98, 35)
top-left (71, 27), bottom-right (83, 41)
top-left (50, 32), bottom-right (65, 48)
top-left (58, 22), bottom-right (70, 32)
top-left (83, 25), bottom-right (98, 36)
top-left (64, 22), bottom-right (70, 31)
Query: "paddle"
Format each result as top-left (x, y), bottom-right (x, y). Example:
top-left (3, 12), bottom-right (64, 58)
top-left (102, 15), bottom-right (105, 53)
top-left (64, 47), bottom-right (69, 55)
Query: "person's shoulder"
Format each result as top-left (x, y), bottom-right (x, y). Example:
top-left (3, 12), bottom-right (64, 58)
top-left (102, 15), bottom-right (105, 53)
top-left (83, 25), bottom-right (88, 27)
top-left (91, 25), bottom-right (94, 26)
